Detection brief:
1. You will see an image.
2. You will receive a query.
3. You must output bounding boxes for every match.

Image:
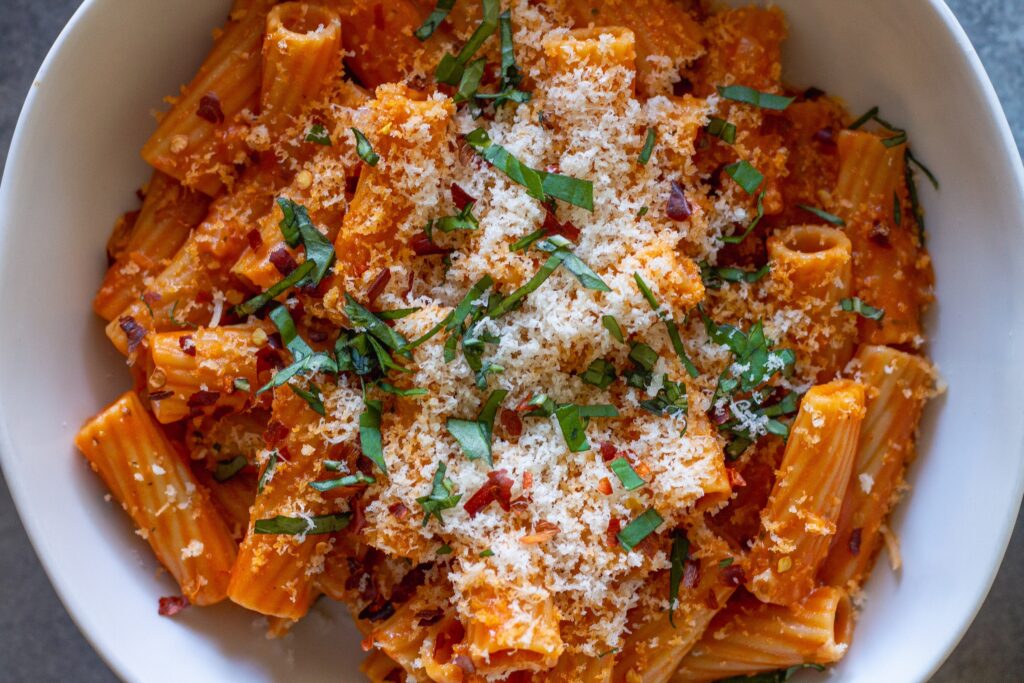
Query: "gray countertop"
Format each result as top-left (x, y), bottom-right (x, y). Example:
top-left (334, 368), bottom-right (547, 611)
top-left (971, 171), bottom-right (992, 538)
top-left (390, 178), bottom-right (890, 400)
top-left (1, 1), bottom-right (1021, 681)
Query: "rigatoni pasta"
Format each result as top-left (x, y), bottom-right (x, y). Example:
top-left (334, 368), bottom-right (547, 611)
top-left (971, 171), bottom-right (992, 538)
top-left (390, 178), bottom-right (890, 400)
top-left (77, 1), bottom-right (940, 680)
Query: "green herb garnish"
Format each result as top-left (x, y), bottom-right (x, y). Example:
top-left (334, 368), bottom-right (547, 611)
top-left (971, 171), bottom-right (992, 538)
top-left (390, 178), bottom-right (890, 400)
top-left (638, 128), bottom-right (656, 165)
top-left (417, 461), bottom-right (462, 526)
top-left (717, 85), bottom-right (794, 111)
top-left (254, 513), bottom-right (351, 535)
top-left (213, 456), bottom-right (247, 482)
top-left (305, 124), bottom-right (332, 146)
top-left (414, 0), bottom-right (456, 40)
top-left (840, 297), bottom-right (885, 321)
top-left (796, 203), bottom-right (845, 226)
top-left (618, 508), bottom-right (664, 551)
top-left (351, 128), bottom-right (380, 166)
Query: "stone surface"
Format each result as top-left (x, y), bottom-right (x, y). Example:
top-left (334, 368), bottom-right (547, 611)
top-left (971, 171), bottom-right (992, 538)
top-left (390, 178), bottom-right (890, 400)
top-left (0, 1), bottom-right (1021, 681)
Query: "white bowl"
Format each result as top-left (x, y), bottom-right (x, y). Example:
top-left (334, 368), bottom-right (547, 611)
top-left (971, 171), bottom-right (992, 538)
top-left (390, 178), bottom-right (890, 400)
top-left (2, 0), bottom-right (1022, 681)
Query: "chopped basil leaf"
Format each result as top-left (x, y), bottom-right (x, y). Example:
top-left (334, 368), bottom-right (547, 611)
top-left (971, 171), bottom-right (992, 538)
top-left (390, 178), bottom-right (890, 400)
top-left (576, 404), bottom-right (619, 419)
top-left (235, 260), bottom-right (315, 317)
top-left (257, 452), bottom-right (278, 494)
top-left (274, 198), bottom-right (335, 286)
top-left (536, 235), bottom-right (610, 291)
top-left (447, 390), bottom-right (506, 465)
top-left (270, 305), bottom-right (312, 359)
top-left (721, 191), bottom-right (765, 244)
top-left (840, 297), bottom-right (885, 321)
top-left (465, 128), bottom-right (594, 210)
top-left (479, 549), bottom-right (495, 557)
top-left (523, 393), bottom-right (556, 417)
top-left (254, 513), bottom-right (350, 535)
top-left (167, 300), bottom-right (199, 329)
top-left (277, 197), bottom-right (301, 247)
top-left (539, 172), bottom-right (595, 211)
top-left (581, 358), bottom-right (616, 389)
top-left (717, 85), bottom-right (794, 111)
top-left (454, 57), bottom-right (486, 104)
top-left (602, 315), bottom-right (625, 343)
top-left (417, 461), bottom-right (461, 526)
top-left (637, 205), bottom-right (649, 218)
top-left (414, 0), bottom-right (456, 41)
top-left (510, 228), bottom-right (548, 252)
top-left (638, 127), bottom-right (656, 165)
top-left (377, 382), bottom-right (428, 397)
top-left (639, 379), bottom-right (689, 429)
top-left (233, 378), bottom-right (251, 392)
top-left (435, 202), bottom-right (480, 232)
top-left (310, 472), bottom-right (375, 491)
top-left (618, 508), bottom-right (664, 551)
top-left (894, 191), bottom-right (902, 225)
top-left (629, 342), bottom-right (659, 372)
top-left (344, 294), bottom-right (410, 354)
top-left (609, 457), bottom-right (645, 490)
top-left (633, 273), bottom-right (698, 377)
top-left (359, 399), bottom-right (387, 474)
top-left (796, 203), bottom-right (845, 226)
top-left (848, 106), bottom-right (880, 130)
top-left (213, 456), bottom-right (247, 482)
top-left (554, 404), bottom-right (589, 452)
top-left (700, 262), bottom-right (771, 290)
top-left (323, 460), bottom-right (346, 472)
top-left (724, 160), bottom-right (764, 194)
top-left (290, 382), bottom-right (325, 416)
top-left (707, 116), bottom-right (737, 143)
top-left (305, 123), bottom-right (332, 146)
top-left (907, 149), bottom-right (940, 190)
top-left (719, 557), bottom-right (734, 568)
top-left (351, 128), bottom-right (380, 166)
top-left (668, 532), bottom-right (689, 626)
top-left (258, 351), bottom-right (337, 394)
top-left (474, 11), bottom-right (531, 107)
top-left (434, 0), bottom-right (500, 85)
top-left (377, 307), bottom-right (421, 321)
top-left (437, 544), bottom-right (453, 555)
top-left (882, 131), bottom-right (908, 148)
top-left (489, 252), bottom-right (565, 318)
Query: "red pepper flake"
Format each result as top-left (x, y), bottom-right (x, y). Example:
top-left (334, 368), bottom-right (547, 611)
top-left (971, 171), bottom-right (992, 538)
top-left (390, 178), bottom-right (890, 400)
top-left (118, 316), bottom-right (147, 354)
top-left (263, 420), bottom-right (289, 445)
top-left (158, 595), bottom-right (190, 616)
top-left (388, 502), bottom-right (410, 521)
top-left (726, 467), bottom-right (747, 489)
top-left (813, 127), bottom-right (837, 147)
top-left (366, 268), bottom-right (392, 305)
top-left (255, 346), bottom-right (283, 375)
top-left (542, 209), bottom-right (580, 241)
top-left (409, 231), bottom-right (453, 257)
top-left (520, 520), bottom-right (560, 544)
top-left (196, 93), bottom-right (225, 125)
top-left (246, 229), bottom-right (264, 250)
top-left (415, 609), bottom-right (445, 627)
top-left (390, 563), bottom-right (429, 604)
top-left (499, 408), bottom-right (523, 440)
top-left (849, 527), bottom-right (863, 556)
top-left (358, 599), bottom-right (395, 622)
top-left (463, 469), bottom-right (515, 518)
top-left (402, 271), bottom-right (415, 297)
top-left (868, 221), bottom-right (891, 247)
top-left (178, 335), bottom-right (197, 357)
top-left (605, 517), bottom-right (622, 548)
top-left (720, 564), bottom-right (746, 587)
top-left (187, 390), bottom-right (220, 408)
top-left (269, 247), bottom-right (298, 276)
top-left (149, 390), bottom-right (173, 401)
top-left (597, 477), bottom-right (612, 495)
top-left (667, 181), bottom-right (692, 221)
top-left (450, 182), bottom-right (475, 210)
top-left (705, 590), bottom-right (720, 610)
top-left (683, 559), bottom-right (701, 589)
top-left (599, 442), bottom-right (618, 462)
top-left (141, 291), bottom-right (161, 308)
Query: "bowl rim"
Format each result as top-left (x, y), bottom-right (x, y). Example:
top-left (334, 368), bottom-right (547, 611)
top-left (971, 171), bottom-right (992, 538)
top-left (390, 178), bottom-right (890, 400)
top-left (1, 0), bottom-right (1023, 681)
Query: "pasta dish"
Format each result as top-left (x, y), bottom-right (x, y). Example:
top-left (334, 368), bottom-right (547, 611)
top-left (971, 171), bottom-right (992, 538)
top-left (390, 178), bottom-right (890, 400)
top-left (75, 1), bottom-right (939, 680)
